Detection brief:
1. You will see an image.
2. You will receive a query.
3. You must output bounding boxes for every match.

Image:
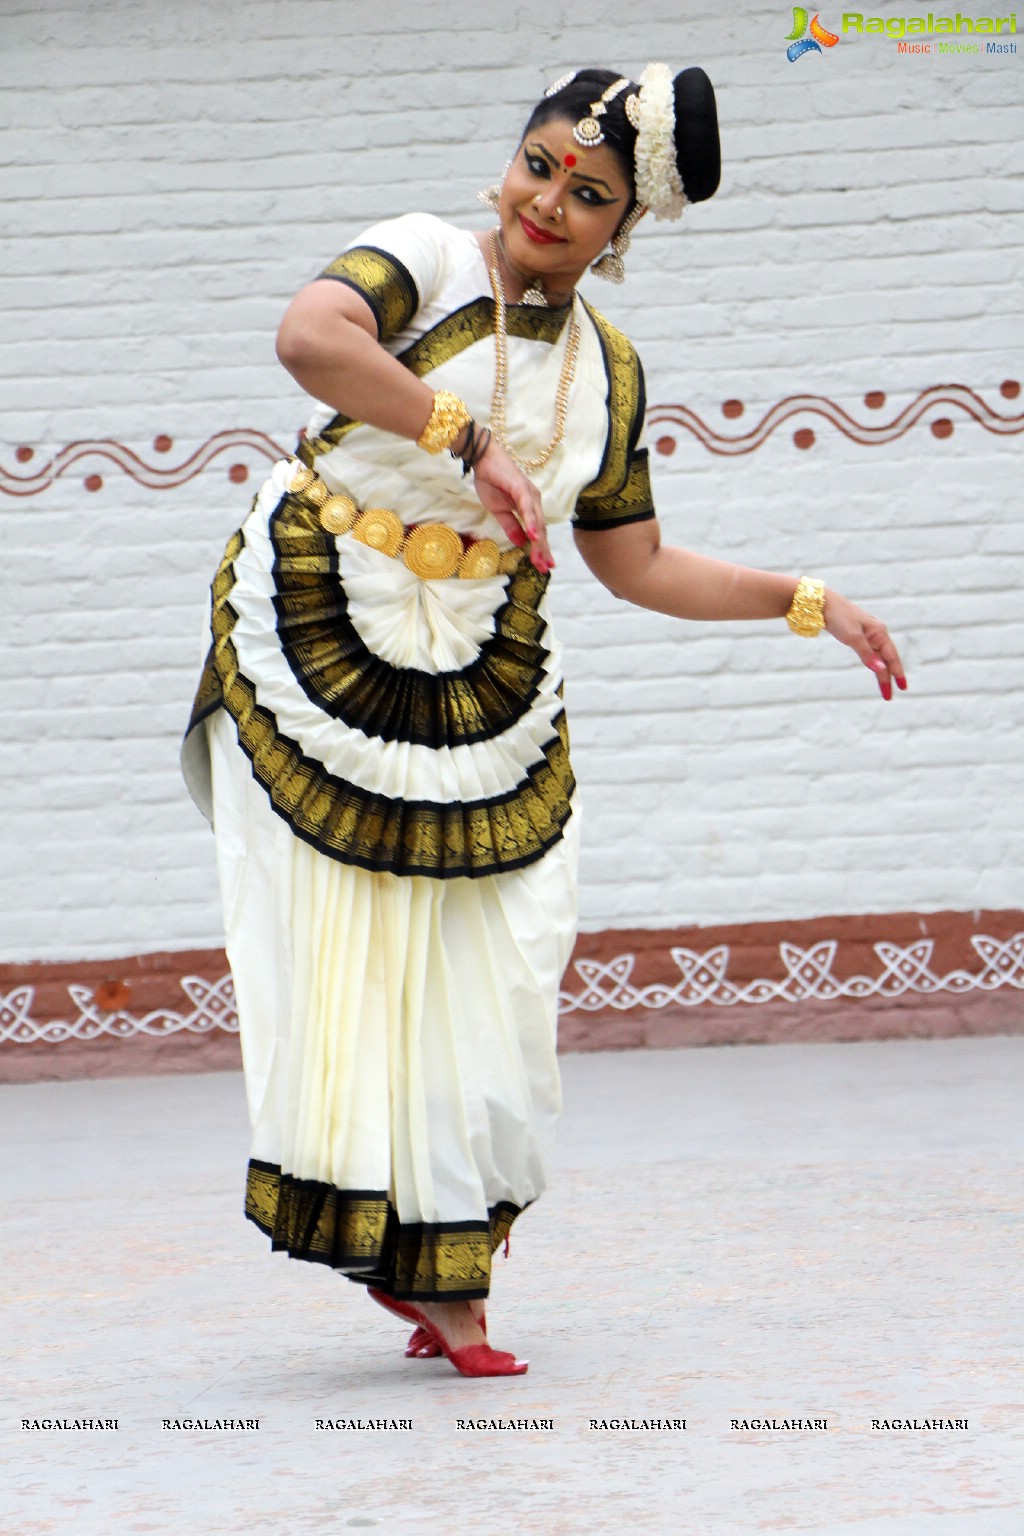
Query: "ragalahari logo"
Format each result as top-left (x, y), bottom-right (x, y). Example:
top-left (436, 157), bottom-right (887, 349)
top-left (786, 8), bottom-right (841, 58)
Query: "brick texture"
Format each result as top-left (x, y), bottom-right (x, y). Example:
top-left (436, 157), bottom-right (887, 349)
top-left (1, 2), bottom-right (1021, 963)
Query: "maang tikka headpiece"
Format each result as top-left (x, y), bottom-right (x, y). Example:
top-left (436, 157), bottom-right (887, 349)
top-left (542, 63), bottom-right (689, 226)
top-left (571, 76), bottom-right (633, 146)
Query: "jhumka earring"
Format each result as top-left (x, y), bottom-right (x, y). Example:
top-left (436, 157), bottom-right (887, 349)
top-left (590, 202), bottom-right (645, 283)
top-left (477, 160), bottom-right (511, 211)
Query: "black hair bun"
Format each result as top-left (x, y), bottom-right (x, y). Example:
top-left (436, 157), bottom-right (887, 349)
top-left (672, 67), bottom-right (721, 203)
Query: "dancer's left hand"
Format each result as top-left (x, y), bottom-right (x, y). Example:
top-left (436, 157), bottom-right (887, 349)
top-left (824, 589), bottom-right (907, 700)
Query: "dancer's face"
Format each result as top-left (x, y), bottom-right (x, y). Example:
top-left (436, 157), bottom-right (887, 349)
top-left (499, 118), bottom-right (634, 286)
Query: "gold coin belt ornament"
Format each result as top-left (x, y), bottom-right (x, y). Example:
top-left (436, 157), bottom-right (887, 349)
top-left (416, 389), bottom-right (472, 454)
top-left (353, 507), bottom-right (405, 558)
top-left (287, 461), bottom-right (518, 581)
top-left (487, 230), bottom-right (580, 475)
top-left (785, 576), bottom-right (827, 636)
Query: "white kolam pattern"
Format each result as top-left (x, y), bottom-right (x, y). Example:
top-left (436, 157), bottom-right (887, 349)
top-left (3, 934), bottom-right (1021, 1044)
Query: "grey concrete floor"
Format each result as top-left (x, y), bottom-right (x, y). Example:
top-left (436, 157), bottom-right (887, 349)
top-left (2, 1035), bottom-right (1023, 1536)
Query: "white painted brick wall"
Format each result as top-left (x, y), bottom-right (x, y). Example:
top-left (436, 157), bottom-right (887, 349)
top-left (1, 0), bottom-right (1022, 961)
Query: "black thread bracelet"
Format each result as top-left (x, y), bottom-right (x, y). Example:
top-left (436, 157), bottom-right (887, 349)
top-left (450, 421), bottom-right (492, 477)
top-left (466, 426), bottom-right (491, 474)
top-left (451, 420), bottom-right (475, 475)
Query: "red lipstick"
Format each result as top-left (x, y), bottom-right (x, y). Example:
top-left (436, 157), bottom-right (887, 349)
top-left (518, 214), bottom-right (567, 245)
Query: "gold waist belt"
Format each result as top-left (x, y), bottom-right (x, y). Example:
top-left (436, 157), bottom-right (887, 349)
top-left (288, 463), bottom-right (524, 582)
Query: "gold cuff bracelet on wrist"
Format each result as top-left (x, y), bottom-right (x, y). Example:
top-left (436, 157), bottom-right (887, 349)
top-left (785, 576), bottom-right (826, 637)
top-left (416, 390), bottom-right (472, 455)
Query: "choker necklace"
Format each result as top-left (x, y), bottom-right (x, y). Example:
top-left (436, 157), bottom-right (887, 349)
top-left (487, 229), bottom-right (580, 474)
top-left (494, 229), bottom-right (574, 310)
top-left (494, 230), bottom-right (547, 307)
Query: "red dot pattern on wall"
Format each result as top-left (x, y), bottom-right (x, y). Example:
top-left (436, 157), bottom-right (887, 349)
top-left (3, 390), bottom-right (1022, 498)
top-left (93, 980), bottom-right (133, 1013)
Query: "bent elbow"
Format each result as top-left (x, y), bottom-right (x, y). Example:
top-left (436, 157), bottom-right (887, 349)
top-left (275, 314), bottom-right (313, 372)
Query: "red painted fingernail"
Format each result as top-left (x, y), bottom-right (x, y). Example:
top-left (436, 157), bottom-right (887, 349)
top-left (896, 676), bottom-right (908, 691)
top-left (881, 685), bottom-right (892, 701)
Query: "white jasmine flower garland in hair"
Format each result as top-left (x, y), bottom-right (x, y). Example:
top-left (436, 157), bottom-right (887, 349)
top-left (634, 62), bottom-right (688, 221)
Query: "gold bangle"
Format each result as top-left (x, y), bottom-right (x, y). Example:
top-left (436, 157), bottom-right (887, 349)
top-left (416, 390), bottom-right (472, 455)
top-left (785, 576), bottom-right (826, 637)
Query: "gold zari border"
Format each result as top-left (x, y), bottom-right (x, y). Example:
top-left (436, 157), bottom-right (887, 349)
top-left (572, 302), bottom-right (656, 529)
top-left (269, 489), bottom-right (549, 748)
top-left (573, 447), bottom-right (655, 530)
top-left (187, 505), bottom-right (576, 878)
top-left (318, 246), bottom-right (419, 343)
top-left (245, 1159), bottom-right (522, 1300)
top-left (299, 298), bottom-right (572, 464)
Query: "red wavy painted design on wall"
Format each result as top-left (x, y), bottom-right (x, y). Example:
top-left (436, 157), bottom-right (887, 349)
top-left (648, 382), bottom-right (1023, 457)
top-left (0, 429), bottom-right (289, 497)
top-left (1, 382), bottom-right (1020, 495)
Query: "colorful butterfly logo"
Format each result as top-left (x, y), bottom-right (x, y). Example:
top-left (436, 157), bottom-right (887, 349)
top-left (785, 9), bottom-right (840, 60)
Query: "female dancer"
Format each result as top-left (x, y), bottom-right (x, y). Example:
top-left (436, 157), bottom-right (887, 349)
top-left (181, 64), bottom-right (906, 1379)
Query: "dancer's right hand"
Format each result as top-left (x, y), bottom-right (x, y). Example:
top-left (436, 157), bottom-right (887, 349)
top-left (471, 438), bottom-right (554, 574)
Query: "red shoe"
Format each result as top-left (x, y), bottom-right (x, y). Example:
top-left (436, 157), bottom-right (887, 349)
top-left (405, 1324), bottom-right (438, 1358)
top-left (406, 1306), bottom-right (487, 1359)
top-left (367, 1289), bottom-right (526, 1378)
top-left (430, 1335), bottom-right (528, 1378)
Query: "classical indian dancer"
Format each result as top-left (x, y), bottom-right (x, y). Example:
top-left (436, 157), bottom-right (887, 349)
top-left (181, 64), bottom-right (906, 1377)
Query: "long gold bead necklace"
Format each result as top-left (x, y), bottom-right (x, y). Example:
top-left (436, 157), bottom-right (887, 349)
top-left (487, 229), bottom-right (580, 475)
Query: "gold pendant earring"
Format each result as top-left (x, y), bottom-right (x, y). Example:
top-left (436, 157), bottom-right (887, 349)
top-left (478, 160), bottom-right (511, 210)
top-left (590, 204), bottom-right (644, 283)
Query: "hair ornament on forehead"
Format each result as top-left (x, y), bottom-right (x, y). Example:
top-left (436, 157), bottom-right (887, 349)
top-left (634, 61), bottom-right (688, 221)
top-left (544, 70), bottom-right (578, 97)
top-left (527, 61), bottom-right (720, 234)
top-left (572, 76), bottom-right (631, 147)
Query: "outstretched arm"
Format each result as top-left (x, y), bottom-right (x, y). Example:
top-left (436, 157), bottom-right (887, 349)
top-left (573, 517), bottom-right (907, 700)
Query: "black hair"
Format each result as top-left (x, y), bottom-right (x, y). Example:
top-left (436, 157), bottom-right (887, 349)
top-left (521, 69), bottom-right (639, 196)
top-left (521, 65), bottom-right (721, 208)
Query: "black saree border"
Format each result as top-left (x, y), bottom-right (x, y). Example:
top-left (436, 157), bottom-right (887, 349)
top-left (316, 245), bottom-right (420, 343)
top-left (186, 521), bottom-right (576, 879)
top-left (297, 297), bottom-right (572, 464)
top-left (571, 447), bottom-right (656, 531)
top-left (571, 300), bottom-right (657, 530)
top-left (399, 296), bottom-right (570, 378)
top-left (268, 488), bottom-right (551, 747)
top-left (245, 1157), bottom-right (525, 1301)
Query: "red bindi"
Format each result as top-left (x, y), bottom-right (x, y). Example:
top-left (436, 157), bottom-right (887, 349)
top-left (563, 153), bottom-right (577, 168)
